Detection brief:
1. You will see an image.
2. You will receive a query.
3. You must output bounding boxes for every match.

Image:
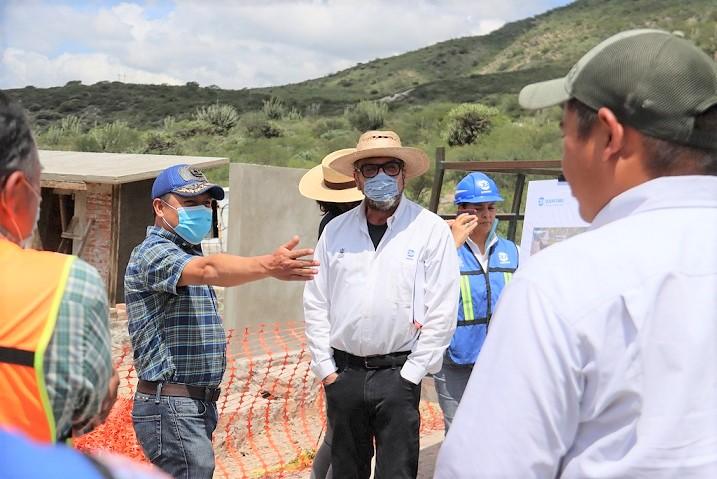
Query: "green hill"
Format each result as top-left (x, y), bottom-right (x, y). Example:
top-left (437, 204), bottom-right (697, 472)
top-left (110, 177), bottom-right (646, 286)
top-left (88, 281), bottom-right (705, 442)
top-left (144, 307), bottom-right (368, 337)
top-left (7, 0), bottom-right (717, 128)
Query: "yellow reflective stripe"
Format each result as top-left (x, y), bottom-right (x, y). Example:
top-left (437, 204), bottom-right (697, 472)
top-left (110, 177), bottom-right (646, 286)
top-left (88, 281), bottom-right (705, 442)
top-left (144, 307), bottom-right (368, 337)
top-left (460, 275), bottom-right (475, 321)
top-left (34, 255), bottom-right (75, 444)
top-left (503, 272), bottom-right (513, 284)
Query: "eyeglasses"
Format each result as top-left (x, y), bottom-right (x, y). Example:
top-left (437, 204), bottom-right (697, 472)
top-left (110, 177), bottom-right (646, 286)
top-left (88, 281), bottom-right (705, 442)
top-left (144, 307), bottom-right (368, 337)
top-left (355, 160), bottom-right (404, 178)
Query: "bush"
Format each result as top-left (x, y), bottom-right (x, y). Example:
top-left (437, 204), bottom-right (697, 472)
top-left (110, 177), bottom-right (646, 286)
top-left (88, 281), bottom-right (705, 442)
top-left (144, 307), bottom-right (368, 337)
top-left (262, 97), bottom-right (286, 120)
top-left (285, 107), bottom-right (302, 121)
top-left (305, 103), bottom-right (321, 117)
top-left (443, 103), bottom-right (499, 146)
top-left (344, 100), bottom-right (388, 131)
top-left (194, 104), bottom-right (239, 134)
top-left (143, 131), bottom-right (181, 154)
top-left (88, 121), bottom-right (142, 152)
top-left (162, 115), bottom-right (176, 131)
top-left (60, 115), bottom-right (82, 135)
top-left (241, 112), bottom-right (283, 139)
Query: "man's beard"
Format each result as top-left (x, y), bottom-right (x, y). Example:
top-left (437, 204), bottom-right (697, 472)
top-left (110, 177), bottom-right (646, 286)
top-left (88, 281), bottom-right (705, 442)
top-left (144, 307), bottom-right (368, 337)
top-left (366, 194), bottom-right (401, 211)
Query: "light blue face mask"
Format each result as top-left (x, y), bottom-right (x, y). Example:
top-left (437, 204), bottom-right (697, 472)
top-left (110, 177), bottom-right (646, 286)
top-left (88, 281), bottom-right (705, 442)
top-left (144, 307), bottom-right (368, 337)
top-left (363, 172), bottom-right (399, 202)
top-left (162, 201), bottom-right (212, 245)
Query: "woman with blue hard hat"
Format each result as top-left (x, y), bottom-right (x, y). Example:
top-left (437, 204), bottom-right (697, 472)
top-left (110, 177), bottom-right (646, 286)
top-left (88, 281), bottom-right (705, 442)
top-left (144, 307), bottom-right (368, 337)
top-left (433, 171), bottom-right (519, 432)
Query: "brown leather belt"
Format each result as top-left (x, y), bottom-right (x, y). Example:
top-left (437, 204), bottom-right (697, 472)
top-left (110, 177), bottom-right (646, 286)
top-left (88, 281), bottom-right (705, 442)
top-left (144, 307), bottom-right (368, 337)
top-left (137, 379), bottom-right (221, 402)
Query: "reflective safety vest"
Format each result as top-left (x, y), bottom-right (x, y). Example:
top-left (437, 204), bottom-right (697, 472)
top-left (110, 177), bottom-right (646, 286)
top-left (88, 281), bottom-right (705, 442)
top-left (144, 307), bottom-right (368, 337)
top-left (446, 237), bottom-right (518, 365)
top-left (0, 239), bottom-right (75, 443)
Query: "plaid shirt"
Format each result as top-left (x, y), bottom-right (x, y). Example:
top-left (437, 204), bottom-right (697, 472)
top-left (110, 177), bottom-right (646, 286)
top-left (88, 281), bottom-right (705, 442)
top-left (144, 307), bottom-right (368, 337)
top-left (47, 258), bottom-right (112, 439)
top-left (125, 226), bottom-right (226, 387)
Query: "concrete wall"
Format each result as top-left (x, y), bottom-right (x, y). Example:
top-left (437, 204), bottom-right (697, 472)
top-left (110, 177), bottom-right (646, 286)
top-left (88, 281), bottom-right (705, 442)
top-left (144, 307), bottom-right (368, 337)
top-left (224, 164), bottom-right (320, 331)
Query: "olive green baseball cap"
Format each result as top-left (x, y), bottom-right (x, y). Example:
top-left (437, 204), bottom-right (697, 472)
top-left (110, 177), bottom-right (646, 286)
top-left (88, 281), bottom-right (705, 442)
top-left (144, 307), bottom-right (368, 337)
top-left (519, 29), bottom-right (717, 149)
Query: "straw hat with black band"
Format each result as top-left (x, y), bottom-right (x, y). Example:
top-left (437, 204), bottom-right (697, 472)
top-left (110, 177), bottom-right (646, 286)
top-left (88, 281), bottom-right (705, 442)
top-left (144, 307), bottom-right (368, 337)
top-left (299, 149), bottom-right (364, 203)
top-left (329, 130), bottom-right (430, 180)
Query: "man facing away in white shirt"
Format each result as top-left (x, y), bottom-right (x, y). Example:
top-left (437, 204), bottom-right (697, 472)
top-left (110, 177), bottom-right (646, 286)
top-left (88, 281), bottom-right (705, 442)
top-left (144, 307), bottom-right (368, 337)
top-left (436, 29), bottom-right (717, 478)
top-left (304, 130), bottom-right (460, 479)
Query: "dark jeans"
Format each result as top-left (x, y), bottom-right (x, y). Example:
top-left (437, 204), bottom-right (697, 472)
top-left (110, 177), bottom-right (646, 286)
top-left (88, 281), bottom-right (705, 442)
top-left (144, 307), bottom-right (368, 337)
top-left (132, 391), bottom-right (218, 479)
top-left (310, 416), bottom-right (333, 479)
top-left (325, 364), bottom-right (421, 479)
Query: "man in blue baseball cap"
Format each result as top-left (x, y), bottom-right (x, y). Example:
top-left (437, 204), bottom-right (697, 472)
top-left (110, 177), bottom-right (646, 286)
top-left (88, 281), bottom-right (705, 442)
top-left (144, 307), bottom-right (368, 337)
top-left (124, 164), bottom-right (319, 479)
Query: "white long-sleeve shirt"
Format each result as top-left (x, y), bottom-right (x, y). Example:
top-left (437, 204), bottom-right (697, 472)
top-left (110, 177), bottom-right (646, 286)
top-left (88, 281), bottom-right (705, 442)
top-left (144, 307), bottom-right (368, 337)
top-left (303, 196), bottom-right (459, 385)
top-left (435, 176), bottom-right (717, 478)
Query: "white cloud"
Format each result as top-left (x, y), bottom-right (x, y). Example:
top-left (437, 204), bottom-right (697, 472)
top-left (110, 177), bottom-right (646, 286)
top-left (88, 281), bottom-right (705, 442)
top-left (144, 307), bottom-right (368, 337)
top-left (0, 0), bottom-right (571, 89)
top-left (1, 48), bottom-right (183, 87)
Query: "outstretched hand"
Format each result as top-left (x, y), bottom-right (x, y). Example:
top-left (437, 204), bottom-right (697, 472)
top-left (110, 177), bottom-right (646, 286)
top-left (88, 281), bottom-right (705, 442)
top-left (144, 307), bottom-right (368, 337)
top-left (266, 236), bottom-right (319, 281)
top-left (449, 214), bottom-right (478, 248)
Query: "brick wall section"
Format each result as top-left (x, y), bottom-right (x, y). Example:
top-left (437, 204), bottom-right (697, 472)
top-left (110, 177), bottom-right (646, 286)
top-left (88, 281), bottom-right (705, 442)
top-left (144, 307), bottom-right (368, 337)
top-left (81, 183), bottom-right (113, 287)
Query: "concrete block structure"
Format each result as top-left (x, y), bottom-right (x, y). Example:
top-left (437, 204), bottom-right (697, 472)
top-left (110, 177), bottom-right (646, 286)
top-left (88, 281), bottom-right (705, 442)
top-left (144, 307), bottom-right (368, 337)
top-left (224, 163), bottom-right (321, 331)
top-left (37, 150), bottom-right (228, 304)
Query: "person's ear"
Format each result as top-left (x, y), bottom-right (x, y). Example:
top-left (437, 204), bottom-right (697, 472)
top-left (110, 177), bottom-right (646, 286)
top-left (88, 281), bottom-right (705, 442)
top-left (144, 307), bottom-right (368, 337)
top-left (152, 198), bottom-right (164, 217)
top-left (596, 107), bottom-right (625, 161)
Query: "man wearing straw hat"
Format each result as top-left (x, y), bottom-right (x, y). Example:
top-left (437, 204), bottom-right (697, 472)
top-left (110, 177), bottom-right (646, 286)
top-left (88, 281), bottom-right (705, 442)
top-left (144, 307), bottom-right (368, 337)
top-left (304, 131), bottom-right (460, 478)
top-left (299, 148), bottom-right (364, 239)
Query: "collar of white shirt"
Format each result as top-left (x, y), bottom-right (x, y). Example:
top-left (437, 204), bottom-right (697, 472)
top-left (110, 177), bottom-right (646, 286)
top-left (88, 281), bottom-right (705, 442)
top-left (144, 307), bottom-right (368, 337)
top-left (465, 235), bottom-right (498, 272)
top-left (591, 175), bottom-right (717, 230)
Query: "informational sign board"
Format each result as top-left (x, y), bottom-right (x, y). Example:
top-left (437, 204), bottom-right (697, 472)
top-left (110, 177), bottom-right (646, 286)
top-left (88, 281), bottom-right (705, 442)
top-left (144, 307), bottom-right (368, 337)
top-left (519, 179), bottom-right (590, 259)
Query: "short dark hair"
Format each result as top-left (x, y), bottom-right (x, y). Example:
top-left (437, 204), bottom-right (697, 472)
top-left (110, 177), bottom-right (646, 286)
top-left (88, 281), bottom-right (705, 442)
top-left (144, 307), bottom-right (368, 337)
top-left (0, 92), bottom-right (38, 186)
top-left (316, 200), bottom-right (361, 216)
top-left (566, 98), bottom-right (717, 176)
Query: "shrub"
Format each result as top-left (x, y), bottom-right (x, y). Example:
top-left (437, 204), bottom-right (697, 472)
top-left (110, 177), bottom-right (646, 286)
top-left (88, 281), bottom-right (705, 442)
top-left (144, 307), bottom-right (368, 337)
top-left (241, 112), bottom-right (283, 139)
top-left (60, 115), bottom-right (82, 135)
top-left (262, 97), bottom-right (286, 120)
top-left (285, 107), bottom-right (302, 121)
top-left (344, 100), bottom-right (388, 131)
top-left (42, 126), bottom-right (64, 146)
top-left (162, 115), bottom-right (176, 131)
top-left (89, 121), bottom-right (142, 152)
top-left (305, 103), bottom-right (321, 117)
top-left (174, 120), bottom-right (216, 139)
top-left (443, 103), bottom-right (499, 146)
top-left (194, 104), bottom-right (239, 134)
top-left (143, 131), bottom-right (181, 154)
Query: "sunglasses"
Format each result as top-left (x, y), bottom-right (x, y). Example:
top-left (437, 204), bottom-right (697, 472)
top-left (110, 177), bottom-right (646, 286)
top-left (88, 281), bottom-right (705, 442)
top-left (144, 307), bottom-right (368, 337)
top-left (355, 160), bottom-right (404, 178)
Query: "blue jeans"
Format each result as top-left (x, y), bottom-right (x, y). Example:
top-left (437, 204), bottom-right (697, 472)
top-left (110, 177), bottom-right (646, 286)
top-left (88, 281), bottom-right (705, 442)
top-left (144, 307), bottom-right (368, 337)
top-left (132, 391), bottom-right (218, 479)
top-left (433, 363), bottom-right (473, 433)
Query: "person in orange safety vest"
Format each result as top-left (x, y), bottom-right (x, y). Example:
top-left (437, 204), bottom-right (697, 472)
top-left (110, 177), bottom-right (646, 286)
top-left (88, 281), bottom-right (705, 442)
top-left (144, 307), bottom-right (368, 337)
top-left (0, 91), bottom-right (118, 443)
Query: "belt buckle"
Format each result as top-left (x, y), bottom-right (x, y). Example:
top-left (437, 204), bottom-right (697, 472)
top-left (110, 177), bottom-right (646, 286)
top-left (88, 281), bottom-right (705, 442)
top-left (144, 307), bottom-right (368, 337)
top-left (364, 356), bottom-right (380, 369)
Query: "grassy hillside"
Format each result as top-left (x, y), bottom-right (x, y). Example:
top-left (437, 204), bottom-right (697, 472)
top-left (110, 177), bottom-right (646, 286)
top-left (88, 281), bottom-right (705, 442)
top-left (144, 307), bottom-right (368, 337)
top-left (8, 0), bottom-right (717, 128)
top-left (4, 0), bottom-right (717, 215)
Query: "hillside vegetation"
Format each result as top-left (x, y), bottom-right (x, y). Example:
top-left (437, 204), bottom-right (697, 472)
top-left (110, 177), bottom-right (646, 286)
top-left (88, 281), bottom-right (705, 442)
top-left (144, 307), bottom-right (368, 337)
top-left (5, 0), bottom-right (717, 213)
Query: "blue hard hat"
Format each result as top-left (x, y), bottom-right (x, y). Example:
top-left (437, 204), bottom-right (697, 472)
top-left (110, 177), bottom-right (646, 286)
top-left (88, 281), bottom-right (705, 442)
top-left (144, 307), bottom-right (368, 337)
top-left (152, 164), bottom-right (225, 200)
top-left (454, 172), bottom-right (503, 204)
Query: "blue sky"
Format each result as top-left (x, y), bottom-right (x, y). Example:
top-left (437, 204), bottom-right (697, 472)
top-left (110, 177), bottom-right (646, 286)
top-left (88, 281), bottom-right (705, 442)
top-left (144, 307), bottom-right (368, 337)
top-left (1, 0), bottom-right (573, 89)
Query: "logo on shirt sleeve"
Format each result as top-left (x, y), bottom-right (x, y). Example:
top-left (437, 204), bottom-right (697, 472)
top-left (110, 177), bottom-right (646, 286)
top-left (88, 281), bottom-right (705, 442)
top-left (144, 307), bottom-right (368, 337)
top-left (498, 252), bottom-right (510, 264)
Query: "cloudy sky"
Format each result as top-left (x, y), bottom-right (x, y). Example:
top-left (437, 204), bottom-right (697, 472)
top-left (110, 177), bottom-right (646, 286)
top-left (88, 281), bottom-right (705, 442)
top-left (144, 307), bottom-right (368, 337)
top-left (1, 0), bottom-right (572, 90)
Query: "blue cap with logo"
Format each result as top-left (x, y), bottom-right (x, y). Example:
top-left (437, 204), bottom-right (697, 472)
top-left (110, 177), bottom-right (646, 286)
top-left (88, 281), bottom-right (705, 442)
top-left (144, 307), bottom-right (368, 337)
top-left (454, 172), bottom-right (503, 204)
top-left (152, 164), bottom-right (225, 200)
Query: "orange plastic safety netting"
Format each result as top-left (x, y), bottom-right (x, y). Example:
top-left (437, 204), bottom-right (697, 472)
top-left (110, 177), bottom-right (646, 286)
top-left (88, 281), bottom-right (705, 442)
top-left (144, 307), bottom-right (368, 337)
top-left (75, 321), bottom-right (445, 478)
